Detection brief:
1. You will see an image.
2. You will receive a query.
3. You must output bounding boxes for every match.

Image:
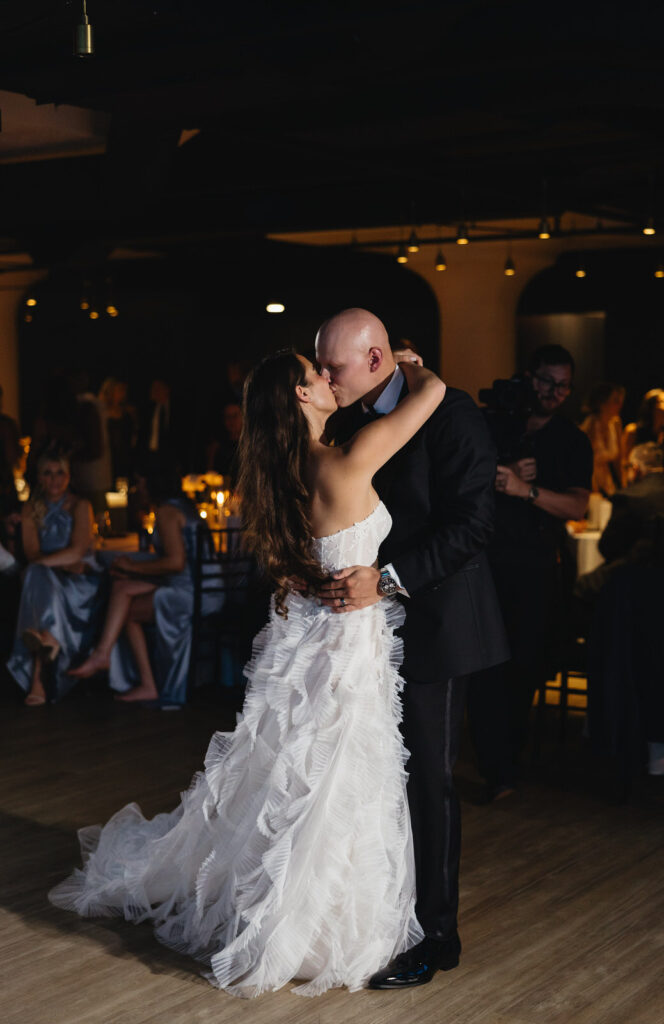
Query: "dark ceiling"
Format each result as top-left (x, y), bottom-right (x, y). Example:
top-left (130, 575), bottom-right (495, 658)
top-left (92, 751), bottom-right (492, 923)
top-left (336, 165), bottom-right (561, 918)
top-left (2, 0), bottom-right (664, 263)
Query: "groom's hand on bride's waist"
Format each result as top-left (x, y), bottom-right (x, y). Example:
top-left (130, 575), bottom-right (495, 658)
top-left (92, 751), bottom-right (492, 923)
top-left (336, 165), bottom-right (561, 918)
top-left (318, 566), bottom-right (382, 613)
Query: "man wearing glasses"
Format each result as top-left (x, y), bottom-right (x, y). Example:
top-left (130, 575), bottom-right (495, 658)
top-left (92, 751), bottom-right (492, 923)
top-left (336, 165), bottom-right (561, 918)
top-left (468, 345), bottom-right (592, 801)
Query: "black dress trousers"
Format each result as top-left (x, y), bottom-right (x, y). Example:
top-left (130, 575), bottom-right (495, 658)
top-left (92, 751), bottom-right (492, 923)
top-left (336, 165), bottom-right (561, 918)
top-left (401, 673), bottom-right (468, 941)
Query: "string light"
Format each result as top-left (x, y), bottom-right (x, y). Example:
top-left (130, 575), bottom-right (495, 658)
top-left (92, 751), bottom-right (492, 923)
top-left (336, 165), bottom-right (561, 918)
top-left (434, 248), bottom-right (447, 271)
top-left (89, 309), bottom-right (99, 320)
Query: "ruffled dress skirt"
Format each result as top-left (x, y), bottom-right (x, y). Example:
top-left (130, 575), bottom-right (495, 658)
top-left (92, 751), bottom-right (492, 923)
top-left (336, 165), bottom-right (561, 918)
top-left (49, 593), bottom-right (422, 997)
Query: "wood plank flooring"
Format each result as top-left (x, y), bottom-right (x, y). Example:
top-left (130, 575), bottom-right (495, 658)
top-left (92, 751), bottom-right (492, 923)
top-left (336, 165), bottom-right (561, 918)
top-left (1, 689), bottom-right (662, 1024)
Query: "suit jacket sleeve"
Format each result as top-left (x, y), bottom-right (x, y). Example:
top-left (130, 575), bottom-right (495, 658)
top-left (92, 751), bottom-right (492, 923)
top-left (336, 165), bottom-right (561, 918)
top-left (390, 391), bottom-right (497, 595)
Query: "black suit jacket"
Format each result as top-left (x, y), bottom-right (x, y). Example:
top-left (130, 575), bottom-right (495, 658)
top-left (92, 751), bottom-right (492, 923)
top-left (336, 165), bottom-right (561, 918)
top-left (333, 385), bottom-right (509, 681)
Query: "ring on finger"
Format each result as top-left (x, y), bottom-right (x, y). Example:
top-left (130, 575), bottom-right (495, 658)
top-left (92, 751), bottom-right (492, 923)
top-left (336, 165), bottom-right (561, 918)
top-left (340, 597), bottom-right (346, 607)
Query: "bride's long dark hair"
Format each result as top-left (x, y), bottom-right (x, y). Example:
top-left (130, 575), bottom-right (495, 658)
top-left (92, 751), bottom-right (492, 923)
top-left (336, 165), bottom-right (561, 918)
top-left (237, 350), bottom-right (328, 617)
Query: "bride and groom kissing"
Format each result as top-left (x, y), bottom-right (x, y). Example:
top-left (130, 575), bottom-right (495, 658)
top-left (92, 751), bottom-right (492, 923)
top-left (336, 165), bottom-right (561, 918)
top-left (49, 307), bottom-right (508, 997)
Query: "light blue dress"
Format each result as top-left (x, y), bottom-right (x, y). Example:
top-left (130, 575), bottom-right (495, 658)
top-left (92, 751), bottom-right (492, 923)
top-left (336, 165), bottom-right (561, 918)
top-left (108, 497), bottom-right (202, 707)
top-left (7, 496), bottom-right (105, 700)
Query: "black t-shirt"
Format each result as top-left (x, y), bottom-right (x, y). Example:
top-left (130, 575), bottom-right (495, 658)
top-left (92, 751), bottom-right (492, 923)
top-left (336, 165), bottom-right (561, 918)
top-left (486, 411), bottom-right (593, 563)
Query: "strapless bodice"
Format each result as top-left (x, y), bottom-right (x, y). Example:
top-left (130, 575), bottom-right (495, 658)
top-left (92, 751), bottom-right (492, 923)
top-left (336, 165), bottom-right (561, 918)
top-left (312, 501), bottom-right (391, 574)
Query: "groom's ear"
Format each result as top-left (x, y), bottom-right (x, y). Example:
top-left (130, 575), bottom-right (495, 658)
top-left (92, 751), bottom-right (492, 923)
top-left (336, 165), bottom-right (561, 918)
top-left (368, 347), bottom-right (384, 373)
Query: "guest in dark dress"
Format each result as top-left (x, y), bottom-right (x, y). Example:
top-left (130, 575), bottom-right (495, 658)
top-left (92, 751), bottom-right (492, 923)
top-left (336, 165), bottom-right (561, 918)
top-left (7, 444), bottom-right (103, 706)
top-left (70, 465), bottom-right (204, 706)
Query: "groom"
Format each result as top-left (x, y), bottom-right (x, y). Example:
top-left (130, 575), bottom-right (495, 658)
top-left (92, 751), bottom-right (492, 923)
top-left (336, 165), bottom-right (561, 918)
top-left (316, 309), bottom-right (508, 988)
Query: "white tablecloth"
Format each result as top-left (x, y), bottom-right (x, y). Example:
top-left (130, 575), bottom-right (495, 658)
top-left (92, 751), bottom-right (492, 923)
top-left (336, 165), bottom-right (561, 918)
top-left (566, 526), bottom-right (604, 576)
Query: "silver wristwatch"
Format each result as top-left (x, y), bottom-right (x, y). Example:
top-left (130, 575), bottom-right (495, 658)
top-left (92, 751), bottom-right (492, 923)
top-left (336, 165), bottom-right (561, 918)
top-left (378, 567), bottom-right (399, 597)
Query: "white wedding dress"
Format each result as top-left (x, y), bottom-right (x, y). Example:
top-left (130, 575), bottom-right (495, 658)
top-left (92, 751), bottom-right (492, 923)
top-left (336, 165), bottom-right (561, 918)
top-left (49, 501), bottom-right (422, 997)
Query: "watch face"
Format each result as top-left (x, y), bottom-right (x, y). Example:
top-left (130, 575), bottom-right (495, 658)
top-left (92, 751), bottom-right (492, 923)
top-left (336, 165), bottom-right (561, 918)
top-left (379, 575), bottom-right (398, 596)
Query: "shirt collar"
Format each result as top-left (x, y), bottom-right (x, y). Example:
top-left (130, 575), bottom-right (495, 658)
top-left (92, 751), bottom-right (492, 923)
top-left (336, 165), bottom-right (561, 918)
top-left (362, 364), bottom-right (404, 415)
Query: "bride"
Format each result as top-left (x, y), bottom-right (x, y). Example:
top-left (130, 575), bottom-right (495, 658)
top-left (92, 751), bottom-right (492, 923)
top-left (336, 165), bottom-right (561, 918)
top-left (49, 347), bottom-right (446, 997)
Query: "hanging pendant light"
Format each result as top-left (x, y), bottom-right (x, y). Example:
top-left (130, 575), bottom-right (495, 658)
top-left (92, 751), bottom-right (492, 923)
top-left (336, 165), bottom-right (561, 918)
top-left (654, 263), bottom-right (664, 279)
top-left (643, 216), bottom-right (656, 236)
top-left (74, 0), bottom-right (94, 57)
top-left (575, 263), bottom-right (587, 278)
top-left (537, 218), bottom-right (551, 240)
top-left (434, 248), bottom-right (447, 271)
top-left (456, 223), bottom-right (469, 245)
top-left (396, 243), bottom-right (408, 264)
top-left (504, 256), bottom-right (516, 277)
top-left (407, 229), bottom-right (420, 253)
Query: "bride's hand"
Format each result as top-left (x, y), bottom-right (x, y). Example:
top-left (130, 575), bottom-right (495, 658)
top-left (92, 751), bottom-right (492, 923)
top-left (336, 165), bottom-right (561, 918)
top-left (318, 565), bottom-right (383, 613)
top-left (392, 348), bottom-right (423, 366)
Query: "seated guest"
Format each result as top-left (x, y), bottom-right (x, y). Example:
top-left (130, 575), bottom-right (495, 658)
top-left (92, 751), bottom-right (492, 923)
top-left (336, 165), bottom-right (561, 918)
top-left (580, 382), bottom-right (625, 494)
top-left (7, 444), bottom-right (104, 706)
top-left (622, 388), bottom-right (664, 466)
top-left (70, 465), bottom-right (203, 707)
top-left (573, 442), bottom-right (664, 624)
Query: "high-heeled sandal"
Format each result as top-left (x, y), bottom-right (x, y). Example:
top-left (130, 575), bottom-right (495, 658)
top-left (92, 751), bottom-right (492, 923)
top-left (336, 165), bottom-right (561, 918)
top-left (21, 629), bottom-right (60, 662)
top-left (24, 692), bottom-right (47, 707)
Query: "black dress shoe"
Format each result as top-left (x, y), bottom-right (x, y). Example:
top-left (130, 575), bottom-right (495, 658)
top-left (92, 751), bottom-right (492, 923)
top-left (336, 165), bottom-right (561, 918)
top-left (368, 934), bottom-right (461, 989)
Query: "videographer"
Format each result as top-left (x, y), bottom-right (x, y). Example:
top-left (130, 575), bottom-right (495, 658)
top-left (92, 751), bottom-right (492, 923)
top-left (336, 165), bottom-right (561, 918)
top-left (468, 344), bottom-right (593, 799)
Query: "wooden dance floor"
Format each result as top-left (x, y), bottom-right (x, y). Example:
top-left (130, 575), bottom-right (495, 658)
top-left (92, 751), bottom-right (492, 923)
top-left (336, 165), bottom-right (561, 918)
top-left (1, 690), bottom-right (663, 1024)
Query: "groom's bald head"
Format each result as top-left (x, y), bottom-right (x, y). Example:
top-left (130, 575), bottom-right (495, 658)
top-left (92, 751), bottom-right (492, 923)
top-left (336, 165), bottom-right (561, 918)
top-left (315, 308), bottom-right (395, 407)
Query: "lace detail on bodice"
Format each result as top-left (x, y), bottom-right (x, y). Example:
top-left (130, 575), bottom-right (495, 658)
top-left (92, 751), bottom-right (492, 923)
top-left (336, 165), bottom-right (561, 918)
top-left (312, 501), bottom-right (391, 574)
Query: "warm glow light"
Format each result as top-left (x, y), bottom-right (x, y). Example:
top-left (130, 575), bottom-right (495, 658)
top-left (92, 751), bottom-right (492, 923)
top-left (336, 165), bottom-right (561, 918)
top-left (26, 297), bottom-right (37, 307)
top-left (575, 267), bottom-right (586, 278)
top-left (24, 314), bottom-right (33, 323)
top-left (537, 218), bottom-right (551, 240)
top-left (266, 302), bottom-right (285, 313)
top-left (80, 300), bottom-right (90, 310)
top-left (504, 257), bottom-right (516, 277)
top-left (89, 310), bottom-right (99, 319)
top-left (655, 264), bottom-right (664, 278)
top-left (456, 224), bottom-right (469, 245)
top-left (434, 248), bottom-right (447, 271)
top-left (106, 305), bottom-right (119, 317)
top-left (406, 230), bottom-right (420, 253)
top-left (396, 243), bottom-right (408, 264)
top-left (643, 217), bottom-right (656, 236)
top-left (199, 509), bottom-right (208, 519)
top-left (216, 492), bottom-right (225, 506)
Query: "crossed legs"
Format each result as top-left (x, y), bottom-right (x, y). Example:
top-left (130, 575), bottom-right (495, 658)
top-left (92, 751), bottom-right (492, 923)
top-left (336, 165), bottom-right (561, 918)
top-left (70, 578), bottom-right (158, 699)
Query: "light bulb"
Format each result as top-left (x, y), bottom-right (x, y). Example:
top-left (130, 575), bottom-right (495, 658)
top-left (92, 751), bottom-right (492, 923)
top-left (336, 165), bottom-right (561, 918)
top-left (434, 248), bottom-right (447, 271)
top-left (396, 243), bottom-right (408, 264)
top-left (456, 224), bottom-right (469, 245)
top-left (26, 297), bottom-right (37, 307)
top-left (406, 229), bottom-right (420, 253)
top-left (643, 216), bottom-right (656, 236)
top-left (655, 264), bottom-right (664, 278)
top-left (266, 302), bottom-right (285, 313)
top-left (575, 266), bottom-right (586, 279)
top-left (537, 218), bottom-right (551, 240)
top-left (504, 257), bottom-right (516, 277)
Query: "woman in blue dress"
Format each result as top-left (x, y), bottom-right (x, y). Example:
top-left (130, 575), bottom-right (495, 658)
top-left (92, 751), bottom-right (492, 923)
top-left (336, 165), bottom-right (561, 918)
top-left (70, 466), bottom-right (201, 706)
top-left (7, 443), bottom-right (103, 706)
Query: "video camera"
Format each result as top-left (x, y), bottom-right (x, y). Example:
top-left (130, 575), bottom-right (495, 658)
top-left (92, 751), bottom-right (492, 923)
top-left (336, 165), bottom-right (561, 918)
top-left (479, 375), bottom-right (536, 465)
